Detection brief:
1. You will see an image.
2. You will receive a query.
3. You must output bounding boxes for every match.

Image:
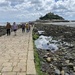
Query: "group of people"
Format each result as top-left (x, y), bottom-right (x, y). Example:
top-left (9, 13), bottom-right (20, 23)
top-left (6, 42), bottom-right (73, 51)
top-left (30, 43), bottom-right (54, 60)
top-left (21, 23), bottom-right (31, 33)
top-left (6, 22), bottom-right (31, 36)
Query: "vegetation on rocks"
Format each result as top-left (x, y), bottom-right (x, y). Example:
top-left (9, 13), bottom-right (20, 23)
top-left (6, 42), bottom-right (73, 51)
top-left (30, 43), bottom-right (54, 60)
top-left (40, 12), bottom-right (64, 20)
top-left (33, 32), bottom-right (39, 40)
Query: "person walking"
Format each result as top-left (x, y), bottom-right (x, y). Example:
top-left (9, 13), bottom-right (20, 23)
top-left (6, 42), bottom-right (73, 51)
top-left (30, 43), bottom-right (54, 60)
top-left (6, 22), bottom-right (11, 36)
top-left (21, 23), bottom-right (25, 33)
top-left (29, 24), bottom-right (31, 31)
top-left (12, 22), bottom-right (18, 36)
top-left (26, 23), bottom-right (29, 32)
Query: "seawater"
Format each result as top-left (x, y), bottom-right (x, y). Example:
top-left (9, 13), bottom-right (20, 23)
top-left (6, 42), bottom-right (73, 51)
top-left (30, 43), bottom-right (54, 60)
top-left (0, 22), bottom-right (21, 26)
top-left (44, 22), bottom-right (75, 27)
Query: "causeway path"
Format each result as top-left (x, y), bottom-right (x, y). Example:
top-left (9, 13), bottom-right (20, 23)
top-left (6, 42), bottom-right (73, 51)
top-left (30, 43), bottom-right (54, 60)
top-left (0, 28), bottom-right (36, 75)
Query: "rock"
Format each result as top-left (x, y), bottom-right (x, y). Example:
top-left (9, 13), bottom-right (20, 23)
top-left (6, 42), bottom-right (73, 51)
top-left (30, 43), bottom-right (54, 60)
top-left (60, 70), bottom-right (65, 75)
top-left (53, 57), bottom-right (57, 61)
top-left (50, 64), bottom-right (54, 68)
top-left (46, 57), bottom-right (52, 63)
top-left (73, 66), bottom-right (75, 71)
top-left (73, 72), bottom-right (75, 75)
top-left (65, 73), bottom-right (69, 75)
top-left (69, 57), bottom-right (74, 63)
top-left (41, 63), bottom-right (48, 72)
top-left (69, 44), bottom-right (74, 48)
top-left (68, 63), bottom-right (73, 69)
top-left (43, 54), bottom-right (47, 58)
top-left (62, 47), bottom-right (66, 50)
top-left (65, 60), bottom-right (69, 64)
top-left (54, 68), bottom-right (60, 75)
top-left (68, 63), bottom-right (73, 65)
top-left (46, 53), bottom-right (50, 55)
top-left (38, 31), bottom-right (45, 35)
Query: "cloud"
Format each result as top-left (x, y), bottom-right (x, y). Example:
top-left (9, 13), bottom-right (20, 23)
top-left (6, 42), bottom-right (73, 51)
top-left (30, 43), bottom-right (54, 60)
top-left (7, 0), bottom-right (24, 6)
top-left (0, 0), bottom-right (75, 22)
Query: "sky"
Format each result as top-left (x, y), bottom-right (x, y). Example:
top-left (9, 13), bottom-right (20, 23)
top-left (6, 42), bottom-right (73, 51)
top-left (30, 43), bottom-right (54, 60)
top-left (0, 0), bottom-right (75, 22)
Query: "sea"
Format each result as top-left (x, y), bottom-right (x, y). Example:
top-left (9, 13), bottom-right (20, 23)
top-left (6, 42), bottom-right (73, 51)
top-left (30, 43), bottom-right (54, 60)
top-left (44, 22), bottom-right (75, 27)
top-left (0, 22), bottom-right (75, 27)
top-left (0, 22), bottom-right (21, 26)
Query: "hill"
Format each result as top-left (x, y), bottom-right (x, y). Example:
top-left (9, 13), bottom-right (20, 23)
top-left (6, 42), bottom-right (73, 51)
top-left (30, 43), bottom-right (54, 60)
top-left (39, 12), bottom-right (64, 20)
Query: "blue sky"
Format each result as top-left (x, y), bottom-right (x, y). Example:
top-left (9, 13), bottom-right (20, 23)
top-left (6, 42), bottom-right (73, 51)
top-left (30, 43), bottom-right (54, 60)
top-left (0, 0), bottom-right (75, 22)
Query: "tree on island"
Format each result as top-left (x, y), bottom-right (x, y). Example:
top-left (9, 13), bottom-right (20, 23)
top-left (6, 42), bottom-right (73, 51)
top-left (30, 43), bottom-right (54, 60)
top-left (39, 12), bottom-right (64, 20)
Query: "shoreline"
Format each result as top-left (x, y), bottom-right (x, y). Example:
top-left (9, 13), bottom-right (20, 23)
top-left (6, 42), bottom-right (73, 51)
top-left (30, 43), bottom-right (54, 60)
top-left (34, 23), bottom-right (75, 42)
top-left (0, 26), bottom-right (6, 37)
top-left (34, 23), bottom-right (75, 75)
top-left (34, 21), bottom-right (75, 27)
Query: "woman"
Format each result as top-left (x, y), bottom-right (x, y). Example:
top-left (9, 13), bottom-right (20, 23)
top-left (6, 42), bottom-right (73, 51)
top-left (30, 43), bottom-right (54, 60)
top-left (6, 22), bottom-right (11, 36)
top-left (12, 22), bottom-right (18, 36)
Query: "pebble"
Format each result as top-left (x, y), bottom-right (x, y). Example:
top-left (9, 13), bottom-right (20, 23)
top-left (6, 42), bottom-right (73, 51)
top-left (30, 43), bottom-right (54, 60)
top-left (53, 57), bottom-right (57, 61)
top-left (65, 60), bottom-right (69, 64)
top-left (60, 70), bottom-right (65, 75)
top-left (55, 68), bottom-right (60, 75)
top-left (73, 66), bottom-right (75, 71)
top-left (46, 57), bottom-right (52, 63)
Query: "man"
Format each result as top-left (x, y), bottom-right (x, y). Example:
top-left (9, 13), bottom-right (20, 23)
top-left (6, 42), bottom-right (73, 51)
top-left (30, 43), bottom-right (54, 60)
top-left (21, 23), bottom-right (25, 33)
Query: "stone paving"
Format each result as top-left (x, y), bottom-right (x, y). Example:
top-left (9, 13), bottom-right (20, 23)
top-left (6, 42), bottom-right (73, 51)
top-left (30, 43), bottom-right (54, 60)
top-left (0, 29), bottom-right (36, 75)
